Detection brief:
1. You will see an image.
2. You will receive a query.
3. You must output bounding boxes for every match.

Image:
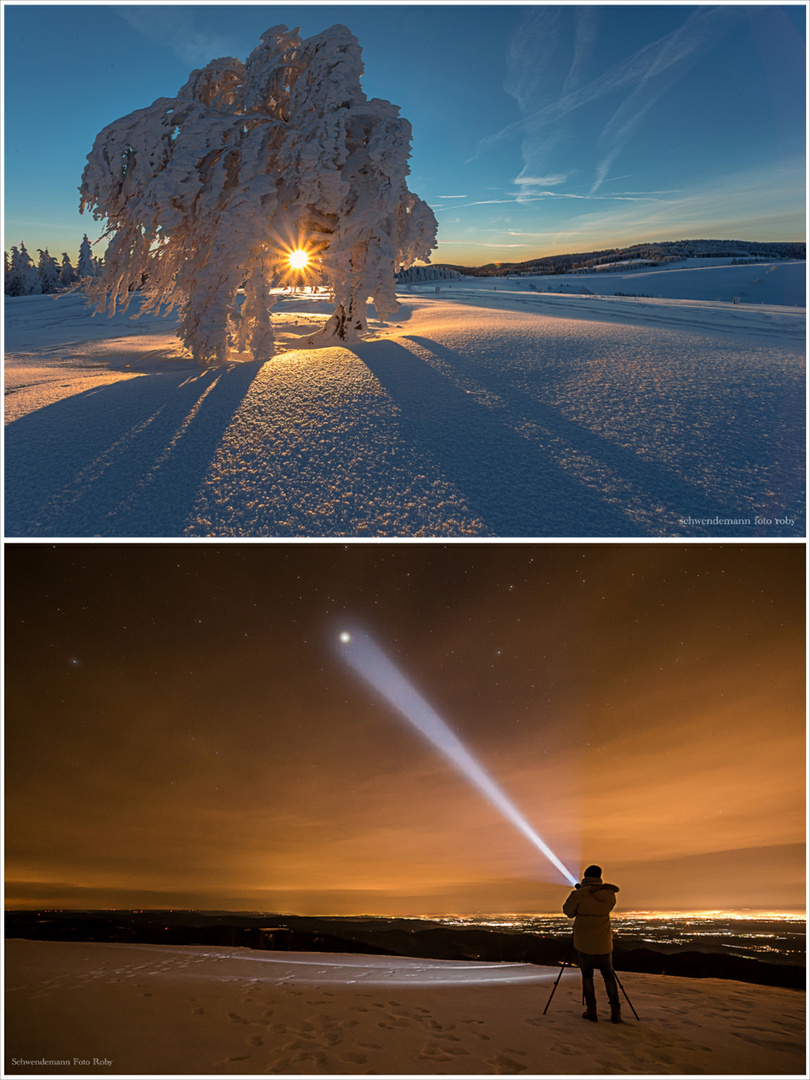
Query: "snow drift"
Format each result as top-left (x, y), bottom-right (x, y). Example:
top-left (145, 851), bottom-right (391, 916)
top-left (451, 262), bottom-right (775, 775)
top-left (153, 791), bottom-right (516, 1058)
top-left (4, 280), bottom-right (804, 538)
top-left (4, 940), bottom-right (806, 1075)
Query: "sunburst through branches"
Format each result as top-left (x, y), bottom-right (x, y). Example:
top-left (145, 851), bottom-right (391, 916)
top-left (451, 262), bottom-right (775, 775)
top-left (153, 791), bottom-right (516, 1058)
top-left (287, 249), bottom-right (310, 271)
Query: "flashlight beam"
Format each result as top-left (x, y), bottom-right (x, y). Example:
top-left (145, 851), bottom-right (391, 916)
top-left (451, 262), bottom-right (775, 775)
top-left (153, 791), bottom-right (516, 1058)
top-left (339, 631), bottom-right (577, 887)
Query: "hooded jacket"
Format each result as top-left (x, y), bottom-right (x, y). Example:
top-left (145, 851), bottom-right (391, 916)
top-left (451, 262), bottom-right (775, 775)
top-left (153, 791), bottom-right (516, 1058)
top-left (562, 873), bottom-right (619, 954)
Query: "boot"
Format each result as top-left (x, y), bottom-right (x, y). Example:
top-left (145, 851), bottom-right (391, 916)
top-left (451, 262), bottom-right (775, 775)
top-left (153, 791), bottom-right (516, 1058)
top-left (581, 1004), bottom-right (598, 1022)
top-left (609, 1004), bottom-right (623, 1024)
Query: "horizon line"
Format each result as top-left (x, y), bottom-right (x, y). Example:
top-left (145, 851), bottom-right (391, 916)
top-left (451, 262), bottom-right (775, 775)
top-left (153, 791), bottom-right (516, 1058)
top-left (426, 236), bottom-right (806, 270)
top-left (6, 906), bottom-right (806, 919)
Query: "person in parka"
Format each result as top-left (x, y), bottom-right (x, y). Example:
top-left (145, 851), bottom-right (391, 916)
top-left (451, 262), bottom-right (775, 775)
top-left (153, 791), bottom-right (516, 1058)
top-left (562, 864), bottom-right (622, 1023)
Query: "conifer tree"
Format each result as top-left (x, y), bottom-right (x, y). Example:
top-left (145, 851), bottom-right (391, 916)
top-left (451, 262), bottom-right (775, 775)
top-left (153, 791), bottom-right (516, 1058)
top-left (60, 253), bottom-right (77, 288)
top-left (77, 234), bottom-right (96, 279)
top-left (37, 248), bottom-right (61, 294)
top-left (5, 242), bottom-right (42, 296)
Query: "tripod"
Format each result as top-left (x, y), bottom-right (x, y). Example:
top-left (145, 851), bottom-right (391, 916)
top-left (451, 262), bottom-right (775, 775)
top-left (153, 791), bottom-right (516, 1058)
top-left (614, 969), bottom-right (640, 1021)
top-left (543, 936), bottom-right (640, 1020)
top-left (542, 936), bottom-right (574, 1015)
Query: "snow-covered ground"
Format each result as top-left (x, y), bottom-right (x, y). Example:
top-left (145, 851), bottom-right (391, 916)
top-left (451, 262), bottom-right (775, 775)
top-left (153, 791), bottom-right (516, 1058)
top-left (4, 940), bottom-right (806, 1076)
top-left (3, 260), bottom-right (805, 537)
top-left (431, 257), bottom-right (805, 307)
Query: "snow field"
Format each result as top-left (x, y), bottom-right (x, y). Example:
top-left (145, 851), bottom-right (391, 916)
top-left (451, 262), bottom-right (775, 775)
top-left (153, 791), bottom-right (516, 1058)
top-left (4, 940), bottom-right (806, 1076)
top-left (411, 257), bottom-right (806, 308)
top-left (3, 287), bottom-right (805, 537)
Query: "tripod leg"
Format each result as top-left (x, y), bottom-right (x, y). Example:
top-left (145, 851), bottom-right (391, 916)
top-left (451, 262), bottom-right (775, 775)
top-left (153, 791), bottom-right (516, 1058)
top-left (543, 940), bottom-right (574, 1016)
top-left (613, 970), bottom-right (640, 1021)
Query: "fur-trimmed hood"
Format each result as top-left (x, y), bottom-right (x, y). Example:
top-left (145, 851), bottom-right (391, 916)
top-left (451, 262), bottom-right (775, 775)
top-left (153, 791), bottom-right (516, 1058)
top-left (562, 876), bottom-right (619, 953)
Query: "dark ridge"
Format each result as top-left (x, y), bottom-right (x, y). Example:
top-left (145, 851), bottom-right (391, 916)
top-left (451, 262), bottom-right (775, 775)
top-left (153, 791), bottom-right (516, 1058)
top-left (612, 946), bottom-right (805, 990)
top-left (5, 910), bottom-right (804, 991)
top-left (434, 239), bottom-right (806, 277)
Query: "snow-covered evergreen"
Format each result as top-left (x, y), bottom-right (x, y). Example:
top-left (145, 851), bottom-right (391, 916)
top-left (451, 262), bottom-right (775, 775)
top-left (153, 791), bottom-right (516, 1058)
top-left (37, 249), bottom-right (61, 294)
top-left (77, 234), bottom-right (96, 279)
top-left (79, 23), bottom-right (438, 367)
top-left (4, 242), bottom-right (94, 294)
top-left (397, 264), bottom-right (462, 283)
top-left (59, 253), bottom-right (77, 288)
top-left (5, 242), bottom-right (42, 296)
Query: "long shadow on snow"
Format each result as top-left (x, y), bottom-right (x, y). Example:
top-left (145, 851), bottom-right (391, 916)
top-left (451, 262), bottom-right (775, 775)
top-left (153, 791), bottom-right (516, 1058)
top-left (405, 334), bottom-right (770, 532)
top-left (352, 338), bottom-right (632, 536)
top-left (410, 335), bottom-right (765, 526)
top-left (361, 336), bottom-right (754, 536)
top-left (5, 364), bottom-right (260, 537)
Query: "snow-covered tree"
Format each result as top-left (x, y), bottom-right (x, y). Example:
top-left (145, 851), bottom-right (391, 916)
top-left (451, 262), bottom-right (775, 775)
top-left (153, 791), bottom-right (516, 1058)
top-left (79, 23), bottom-right (437, 367)
top-left (397, 264), bottom-right (462, 283)
top-left (37, 248), bottom-right (61, 294)
top-left (77, 234), bottom-right (96, 279)
top-left (5, 242), bottom-right (42, 296)
top-left (60, 252), bottom-right (77, 288)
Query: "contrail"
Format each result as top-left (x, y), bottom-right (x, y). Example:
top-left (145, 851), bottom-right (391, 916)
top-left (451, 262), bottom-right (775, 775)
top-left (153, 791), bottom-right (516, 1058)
top-left (338, 629), bottom-right (577, 886)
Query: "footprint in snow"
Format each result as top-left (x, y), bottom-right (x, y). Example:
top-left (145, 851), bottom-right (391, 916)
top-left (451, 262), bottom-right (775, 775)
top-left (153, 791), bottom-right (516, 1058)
top-left (341, 1051), bottom-right (368, 1065)
top-left (418, 1043), bottom-right (453, 1062)
top-left (485, 1053), bottom-right (529, 1074)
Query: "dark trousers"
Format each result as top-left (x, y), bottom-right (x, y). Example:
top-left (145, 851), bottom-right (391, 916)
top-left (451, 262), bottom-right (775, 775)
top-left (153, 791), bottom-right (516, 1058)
top-left (577, 950), bottom-right (620, 1009)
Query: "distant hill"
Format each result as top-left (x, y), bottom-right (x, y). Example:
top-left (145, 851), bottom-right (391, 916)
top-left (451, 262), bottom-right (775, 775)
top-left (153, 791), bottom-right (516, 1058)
top-left (437, 239), bottom-right (806, 278)
top-left (4, 910), bottom-right (804, 990)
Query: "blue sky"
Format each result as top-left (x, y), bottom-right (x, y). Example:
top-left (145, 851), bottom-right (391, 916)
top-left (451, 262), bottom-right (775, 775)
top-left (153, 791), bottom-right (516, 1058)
top-left (3, 3), bottom-right (806, 266)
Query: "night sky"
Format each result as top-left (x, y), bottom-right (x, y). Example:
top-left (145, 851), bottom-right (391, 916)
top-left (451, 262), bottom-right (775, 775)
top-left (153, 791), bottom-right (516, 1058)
top-left (4, 543), bottom-right (805, 915)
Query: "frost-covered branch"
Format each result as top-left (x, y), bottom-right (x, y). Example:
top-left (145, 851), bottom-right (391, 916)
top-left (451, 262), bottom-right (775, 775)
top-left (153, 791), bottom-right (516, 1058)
top-left (79, 23), bottom-right (437, 367)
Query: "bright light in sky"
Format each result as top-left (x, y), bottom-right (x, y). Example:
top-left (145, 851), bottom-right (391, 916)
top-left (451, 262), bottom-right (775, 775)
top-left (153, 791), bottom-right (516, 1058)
top-left (287, 249), bottom-right (310, 271)
top-left (4, 544), bottom-right (806, 914)
top-left (339, 632), bottom-right (352, 644)
top-left (2, 5), bottom-right (805, 266)
top-left (338, 629), bottom-right (578, 886)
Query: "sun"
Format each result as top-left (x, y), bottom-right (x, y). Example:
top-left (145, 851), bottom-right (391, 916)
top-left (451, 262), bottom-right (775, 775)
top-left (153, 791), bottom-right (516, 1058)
top-left (287, 249), bottom-right (310, 271)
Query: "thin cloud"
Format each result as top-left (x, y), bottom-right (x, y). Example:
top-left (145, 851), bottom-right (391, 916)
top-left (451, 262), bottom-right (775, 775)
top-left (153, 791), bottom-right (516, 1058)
top-left (515, 175), bottom-right (568, 187)
top-left (534, 156), bottom-right (806, 248)
top-left (476, 4), bottom-right (747, 196)
top-left (591, 6), bottom-right (746, 192)
top-left (475, 21), bottom-right (685, 158)
top-left (506, 230), bottom-right (568, 238)
top-left (117, 6), bottom-right (243, 67)
top-left (563, 6), bottom-right (599, 96)
top-left (466, 190), bottom-right (666, 209)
